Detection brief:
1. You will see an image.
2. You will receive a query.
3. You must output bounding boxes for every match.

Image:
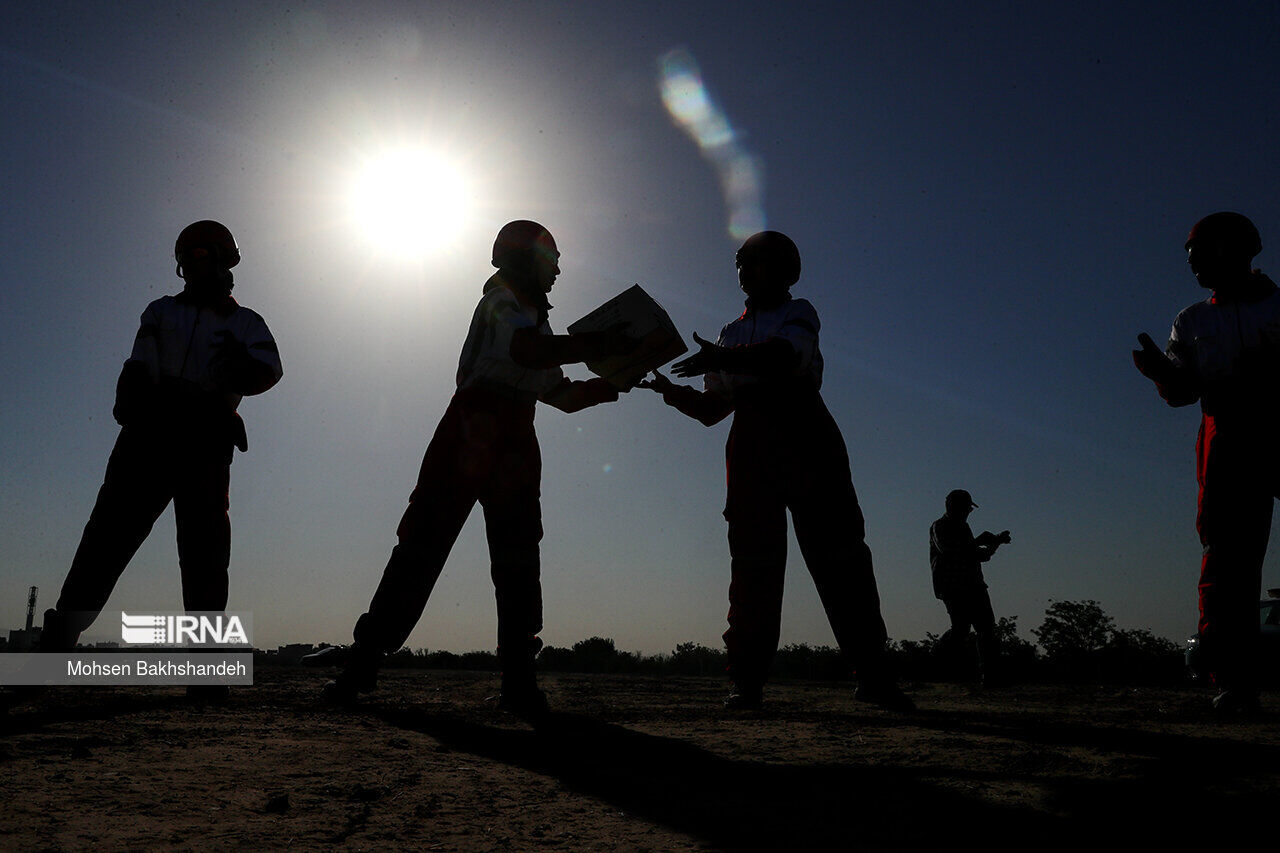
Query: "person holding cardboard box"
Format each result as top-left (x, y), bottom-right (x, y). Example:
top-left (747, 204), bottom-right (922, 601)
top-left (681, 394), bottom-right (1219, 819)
top-left (322, 220), bottom-right (634, 719)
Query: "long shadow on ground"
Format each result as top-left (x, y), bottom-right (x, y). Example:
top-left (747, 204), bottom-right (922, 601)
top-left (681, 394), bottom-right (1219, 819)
top-left (372, 706), bottom-right (1132, 852)
top-left (905, 705), bottom-right (1279, 835)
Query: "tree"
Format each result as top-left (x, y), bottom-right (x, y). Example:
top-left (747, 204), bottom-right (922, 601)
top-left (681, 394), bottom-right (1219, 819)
top-left (1033, 600), bottom-right (1114, 661)
top-left (1100, 628), bottom-right (1183, 684)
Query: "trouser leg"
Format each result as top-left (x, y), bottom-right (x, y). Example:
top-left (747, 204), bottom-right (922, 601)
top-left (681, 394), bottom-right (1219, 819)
top-left (353, 489), bottom-right (475, 655)
top-left (723, 499), bottom-right (788, 690)
top-left (51, 429), bottom-right (172, 648)
top-left (934, 599), bottom-right (972, 673)
top-left (969, 591), bottom-right (1000, 681)
top-left (790, 486), bottom-right (890, 680)
top-left (483, 489), bottom-right (544, 688)
top-left (173, 448), bottom-right (233, 613)
top-left (1196, 423), bottom-right (1269, 694)
top-left (352, 418), bottom-right (478, 656)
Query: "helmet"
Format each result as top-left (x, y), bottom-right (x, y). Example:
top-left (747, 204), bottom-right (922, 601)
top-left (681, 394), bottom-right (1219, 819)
top-left (735, 231), bottom-right (802, 286)
top-left (1185, 212), bottom-right (1261, 259)
top-left (945, 489), bottom-right (977, 512)
top-left (492, 220), bottom-right (557, 269)
top-left (175, 220), bottom-right (241, 269)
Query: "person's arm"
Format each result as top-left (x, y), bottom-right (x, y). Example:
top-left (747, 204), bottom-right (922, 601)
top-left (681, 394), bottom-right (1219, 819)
top-left (672, 333), bottom-right (797, 379)
top-left (1133, 329), bottom-right (1199, 407)
top-left (539, 376), bottom-right (620, 413)
top-left (113, 360), bottom-right (155, 426)
top-left (210, 327), bottom-right (282, 396)
top-left (638, 371), bottom-right (734, 426)
top-left (974, 530), bottom-right (1012, 562)
top-left (113, 304), bottom-right (162, 425)
top-left (932, 518), bottom-right (981, 562)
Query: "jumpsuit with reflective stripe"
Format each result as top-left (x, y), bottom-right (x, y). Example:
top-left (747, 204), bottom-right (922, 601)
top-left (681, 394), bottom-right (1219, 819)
top-left (351, 277), bottom-right (564, 682)
top-left (708, 296), bottom-right (890, 688)
top-left (52, 293), bottom-right (282, 647)
top-left (1164, 274), bottom-right (1280, 692)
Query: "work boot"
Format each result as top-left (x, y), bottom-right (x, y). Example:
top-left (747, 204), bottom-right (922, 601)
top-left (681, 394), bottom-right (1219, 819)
top-left (722, 683), bottom-right (764, 711)
top-left (321, 646), bottom-right (380, 705)
top-left (1211, 688), bottom-right (1261, 716)
top-left (854, 679), bottom-right (916, 712)
top-left (497, 684), bottom-right (550, 722)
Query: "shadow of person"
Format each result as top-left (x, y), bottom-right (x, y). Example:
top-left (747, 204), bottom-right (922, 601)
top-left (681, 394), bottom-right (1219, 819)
top-left (370, 706), bottom-right (1066, 850)
top-left (899, 701), bottom-right (1279, 844)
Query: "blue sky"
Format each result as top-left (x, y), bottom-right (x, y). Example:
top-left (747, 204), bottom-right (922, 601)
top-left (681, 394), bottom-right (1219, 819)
top-left (2, 1), bottom-right (1279, 653)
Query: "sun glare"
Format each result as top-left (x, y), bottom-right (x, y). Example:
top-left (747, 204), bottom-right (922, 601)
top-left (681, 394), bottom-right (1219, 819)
top-left (349, 148), bottom-right (473, 259)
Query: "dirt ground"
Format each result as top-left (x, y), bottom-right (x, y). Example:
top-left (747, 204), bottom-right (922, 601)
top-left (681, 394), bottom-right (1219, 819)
top-left (2, 667), bottom-right (1277, 852)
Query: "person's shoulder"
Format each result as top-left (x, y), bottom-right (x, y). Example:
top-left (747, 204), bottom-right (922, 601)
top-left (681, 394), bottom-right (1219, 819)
top-left (932, 515), bottom-right (956, 531)
top-left (479, 280), bottom-right (521, 310)
top-left (1173, 297), bottom-right (1214, 327)
top-left (720, 309), bottom-right (748, 335)
top-left (785, 296), bottom-right (820, 325)
top-left (230, 303), bottom-right (269, 325)
top-left (788, 296), bottom-right (818, 314)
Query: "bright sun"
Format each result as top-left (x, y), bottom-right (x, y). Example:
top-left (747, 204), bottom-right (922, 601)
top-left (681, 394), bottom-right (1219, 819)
top-left (349, 148), bottom-right (473, 259)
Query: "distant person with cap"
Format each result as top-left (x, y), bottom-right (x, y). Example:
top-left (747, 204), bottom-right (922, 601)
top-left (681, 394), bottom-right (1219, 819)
top-left (639, 231), bottom-right (913, 711)
top-left (321, 221), bottom-right (635, 719)
top-left (41, 221), bottom-right (283, 700)
top-left (1134, 211), bottom-right (1279, 715)
top-left (929, 490), bottom-right (1011, 686)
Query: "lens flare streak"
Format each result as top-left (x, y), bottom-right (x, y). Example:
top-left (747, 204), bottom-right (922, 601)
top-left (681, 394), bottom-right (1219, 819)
top-left (658, 48), bottom-right (764, 239)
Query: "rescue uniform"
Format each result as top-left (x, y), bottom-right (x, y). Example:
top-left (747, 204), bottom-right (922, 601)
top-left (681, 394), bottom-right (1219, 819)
top-left (1161, 271), bottom-right (1280, 694)
top-left (929, 515), bottom-right (999, 678)
top-left (351, 274), bottom-right (576, 683)
top-left (663, 296), bottom-right (890, 689)
top-left (51, 291), bottom-right (282, 646)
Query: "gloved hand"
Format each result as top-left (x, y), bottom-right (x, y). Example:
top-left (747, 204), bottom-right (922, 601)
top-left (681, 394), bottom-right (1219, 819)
top-left (112, 361), bottom-right (155, 426)
top-left (637, 370), bottom-right (677, 394)
top-left (1132, 333), bottom-right (1175, 383)
top-left (671, 332), bottom-right (724, 378)
top-left (584, 377), bottom-right (620, 405)
top-left (210, 331), bottom-right (275, 394)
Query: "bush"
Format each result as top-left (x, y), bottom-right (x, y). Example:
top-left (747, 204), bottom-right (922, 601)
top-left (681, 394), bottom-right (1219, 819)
top-left (667, 641), bottom-right (726, 676)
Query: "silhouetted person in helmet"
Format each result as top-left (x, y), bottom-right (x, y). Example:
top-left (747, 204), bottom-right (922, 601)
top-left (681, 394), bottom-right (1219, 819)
top-left (41, 221), bottom-right (283, 678)
top-left (929, 489), bottom-right (1011, 686)
top-left (639, 231), bottom-right (913, 711)
top-left (1134, 211), bottom-right (1278, 715)
top-left (323, 221), bottom-right (634, 719)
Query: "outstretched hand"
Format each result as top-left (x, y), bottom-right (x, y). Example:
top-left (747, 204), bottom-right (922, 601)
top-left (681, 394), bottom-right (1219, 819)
top-left (671, 333), bottom-right (724, 378)
top-left (997, 530), bottom-right (1012, 545)
top-left (637, 370), bottom-right (677, 394)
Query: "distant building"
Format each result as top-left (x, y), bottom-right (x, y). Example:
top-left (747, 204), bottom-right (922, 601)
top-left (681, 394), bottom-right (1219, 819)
top-left (274, 643), bottom-right (318, 664)
top-left (7, 627), bottom-right (41, 651)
